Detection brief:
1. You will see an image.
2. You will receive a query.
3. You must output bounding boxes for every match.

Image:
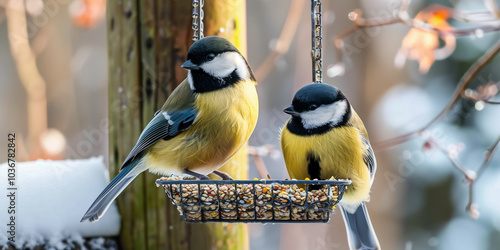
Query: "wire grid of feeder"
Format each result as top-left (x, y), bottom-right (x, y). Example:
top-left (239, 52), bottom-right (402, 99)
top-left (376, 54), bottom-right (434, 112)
top-left (156, 179), bottom-right (351, 223)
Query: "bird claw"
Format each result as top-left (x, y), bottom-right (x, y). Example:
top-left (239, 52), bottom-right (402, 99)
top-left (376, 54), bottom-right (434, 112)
top-left (212, 170), bottom-right (233, 180)
top-left (183, 169), bottom-right (210, 180)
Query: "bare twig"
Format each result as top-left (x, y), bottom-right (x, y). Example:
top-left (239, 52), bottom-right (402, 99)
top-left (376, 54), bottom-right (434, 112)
top-left (254, 0), bottom-right (305, 82)
top-left (466, 136), bottom-right (500, 216)
top-left (409, 20), bottom-right (500, 36)
top-left (333, 10), bottom-right (401, 68)
top-left (482, 100), bottom-right (500, 104)
top-left (427, 139), bottom-right (471, 179)
top-left (461, 81), bottom-right (500, 104)
top-left (452, 11), bottom-right (500, 23)
top-left (477, 136), bottom-right (500, 177)
top-left (426, 136), bottom-right (500, 217)
top-left (375, 39), bottom-right (500, 148)
top-left (462, 96), bottom-right (500, 104)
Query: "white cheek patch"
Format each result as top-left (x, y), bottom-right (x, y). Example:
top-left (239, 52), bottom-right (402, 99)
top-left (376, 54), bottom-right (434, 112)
top-left (187, 71), bottom-right (195, 90)
top-left (301, 100), bottom-right (348, 129)
top-left (162, 112), bottom-right (175, 125)
top-left (200, 51), bottom-right (250, 80)
top-left (233, 53), bottom-right (251, 80)
top-left (329, 100), bottom-right (348, 125)
top-left (300, 105), bottom-right (336, 129)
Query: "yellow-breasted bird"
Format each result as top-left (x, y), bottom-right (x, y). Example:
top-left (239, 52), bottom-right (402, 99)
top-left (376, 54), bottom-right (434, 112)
top-left (280, 83), bottom-right (380, 250)
top-left (81, 36), bottom-right (259, 222)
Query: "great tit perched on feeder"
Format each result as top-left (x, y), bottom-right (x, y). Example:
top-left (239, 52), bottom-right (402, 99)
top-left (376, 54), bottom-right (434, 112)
top-left (81, 36), bottom-right (259, 222)
top-left (280, 83), bottom-right (380, 250)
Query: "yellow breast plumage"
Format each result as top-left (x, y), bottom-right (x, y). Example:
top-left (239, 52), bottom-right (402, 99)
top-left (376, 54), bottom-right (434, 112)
top-left (280, 122), bottom-right (371, 205)
top-left (146, 79), bottom-right (258, 175)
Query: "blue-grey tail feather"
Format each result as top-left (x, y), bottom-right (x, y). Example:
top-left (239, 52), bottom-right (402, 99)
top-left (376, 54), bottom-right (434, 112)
top-left (81, 159), bottom-right (142, 222)
top-left (340, 202), bottom-right (380, 250)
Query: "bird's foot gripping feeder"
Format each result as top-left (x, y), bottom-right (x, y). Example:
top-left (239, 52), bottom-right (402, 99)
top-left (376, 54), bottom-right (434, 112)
top-left (156, 177), bottom-right (351, 223)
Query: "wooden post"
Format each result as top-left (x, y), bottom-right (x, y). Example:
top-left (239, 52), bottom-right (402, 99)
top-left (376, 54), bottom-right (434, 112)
top-left (107, 0), bottom-right (249, 249)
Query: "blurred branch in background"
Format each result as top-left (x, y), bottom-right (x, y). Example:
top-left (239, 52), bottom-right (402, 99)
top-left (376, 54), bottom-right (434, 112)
top-left (254, 0), bottom-right (304, 82)
top-left (425, 136), bottom-right (500, 218)
top-left (485, 0), bottom-right (500, 19)
top-left (248, 144), bottom-right (280, 179)
top-left (332, 0), bottom-right (500, 77)
top-left (1, 0), bottom-right (105, 161)
top-left (331, 0), bottom-right (500, 217)
top-left (377, 39), bottom-right (500, 148)
top-left (5, 0), bottom-right (49, 160)
top-left (463, 80), bottom-right (500, 104)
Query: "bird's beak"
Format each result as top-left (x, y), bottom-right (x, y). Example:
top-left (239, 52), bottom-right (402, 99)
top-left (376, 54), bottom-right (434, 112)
top-left (181, 60), bottom-right (200, 70)
top-left (283, 106), bottom-right (299, 116)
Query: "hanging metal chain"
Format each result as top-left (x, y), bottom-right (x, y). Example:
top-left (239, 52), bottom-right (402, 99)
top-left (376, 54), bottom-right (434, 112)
top-left (192, 0), bottom-right (205, 41)
top-left (311, 0), bottom-right (323, 83)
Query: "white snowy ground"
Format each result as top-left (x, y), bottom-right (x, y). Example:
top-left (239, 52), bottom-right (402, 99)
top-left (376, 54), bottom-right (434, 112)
top-left (0, 157), bottom-right (120, 249)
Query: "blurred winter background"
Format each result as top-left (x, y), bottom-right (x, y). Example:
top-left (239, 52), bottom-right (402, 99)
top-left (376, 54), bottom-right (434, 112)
top-left (1, 0), bottom-right (500, 249)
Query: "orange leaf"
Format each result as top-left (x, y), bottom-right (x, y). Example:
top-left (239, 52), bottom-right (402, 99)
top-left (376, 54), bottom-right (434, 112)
top-left (70, 0), bottom-right (106, 29)
top-left (427, 8), bottom-right (451, 29)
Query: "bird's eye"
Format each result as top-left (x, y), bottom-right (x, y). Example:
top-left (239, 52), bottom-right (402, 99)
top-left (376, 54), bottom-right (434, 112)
top-left (206, 53), bottom-right (216, 61)
top-left (309, 104), bottom-right (318, 110)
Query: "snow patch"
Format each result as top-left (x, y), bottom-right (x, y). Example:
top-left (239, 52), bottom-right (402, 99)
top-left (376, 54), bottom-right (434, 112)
top-left (0, 157), bottom-right (120, 249)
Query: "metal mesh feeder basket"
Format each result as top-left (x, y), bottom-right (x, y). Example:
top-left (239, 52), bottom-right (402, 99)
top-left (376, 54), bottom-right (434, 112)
top-left (156, 179), bottom-right (351, 223)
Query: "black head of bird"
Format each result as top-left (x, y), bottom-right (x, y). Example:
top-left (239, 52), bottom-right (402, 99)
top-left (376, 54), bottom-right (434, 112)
top-left (284, 83), bottom-right (351, 133)
top-left (181, 36), bottom-right (254, 93)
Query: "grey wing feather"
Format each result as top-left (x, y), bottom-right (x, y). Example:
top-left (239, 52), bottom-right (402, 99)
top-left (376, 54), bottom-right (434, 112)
top-left (120, 108), bottom-right (197, 171)
top-left (361, 135), bottom-right (376, 184)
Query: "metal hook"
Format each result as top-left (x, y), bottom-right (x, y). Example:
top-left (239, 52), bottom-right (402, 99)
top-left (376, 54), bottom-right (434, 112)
top-left (311, 0), bottom-right (323, 83)
top-left (192, 0), bottom-right (205, 41)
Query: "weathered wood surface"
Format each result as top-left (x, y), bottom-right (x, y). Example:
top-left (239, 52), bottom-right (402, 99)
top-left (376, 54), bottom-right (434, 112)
top-left (107, 0), bottom-right (249, 249)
